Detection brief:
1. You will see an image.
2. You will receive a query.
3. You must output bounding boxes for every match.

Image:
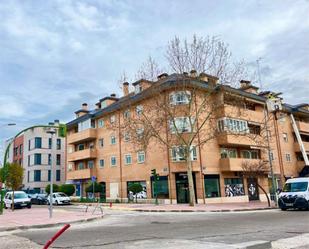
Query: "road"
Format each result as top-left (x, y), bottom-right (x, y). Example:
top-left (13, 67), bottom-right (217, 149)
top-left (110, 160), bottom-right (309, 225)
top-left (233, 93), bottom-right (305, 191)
top-left (1, 207), bottom-right (309, 248)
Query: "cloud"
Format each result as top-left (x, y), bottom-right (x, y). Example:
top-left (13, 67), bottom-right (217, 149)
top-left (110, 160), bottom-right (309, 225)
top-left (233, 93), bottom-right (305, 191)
top-left (0, 0), bottom-right (308, 152)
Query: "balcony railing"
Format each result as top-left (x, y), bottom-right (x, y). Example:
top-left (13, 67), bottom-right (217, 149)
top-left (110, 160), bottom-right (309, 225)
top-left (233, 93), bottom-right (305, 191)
top-left (217, 132), bottom-right (262, 146)
top-left (296, 121), bottom-right (309, 133)
top-left (294, 141), bottom-right (309, 152)
top-left (220, 158), bottom-right (261, 171)
top-left (67, 148), bottom-right (97, 162)
top-left (67, 128), bottom-right (97, 144)
top-left (67, 168), bottom-right (94, 180)
top-left (217, 105), bottom-right (264, 123)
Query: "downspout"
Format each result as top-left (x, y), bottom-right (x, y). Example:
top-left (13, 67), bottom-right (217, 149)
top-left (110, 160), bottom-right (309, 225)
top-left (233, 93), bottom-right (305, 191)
top-left (118, 112), bottom-right (123, 202)
top-left (273, 113), bottom-right (285, 185)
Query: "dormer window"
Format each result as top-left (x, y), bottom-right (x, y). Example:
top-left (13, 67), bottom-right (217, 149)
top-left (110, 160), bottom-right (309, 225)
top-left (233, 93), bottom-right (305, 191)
top-left (101, 100), bottom-right (107, 108)
top-left (135, 84), bottom-right (142, 94)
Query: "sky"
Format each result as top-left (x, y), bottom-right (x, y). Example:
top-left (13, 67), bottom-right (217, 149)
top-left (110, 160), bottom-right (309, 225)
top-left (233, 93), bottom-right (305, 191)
top-left (0, 0), bottom-right (308, 159)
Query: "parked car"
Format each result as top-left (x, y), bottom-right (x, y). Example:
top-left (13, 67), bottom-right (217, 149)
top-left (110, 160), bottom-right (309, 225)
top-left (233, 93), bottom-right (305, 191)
top-left (278, 177), bottom-right (309, 211)
top-left (47, 192), bottom-right (71, 205)
top-left (30, 193), bottom-right (48, 205)
top-left (4, 191), bottom-right (31, 209)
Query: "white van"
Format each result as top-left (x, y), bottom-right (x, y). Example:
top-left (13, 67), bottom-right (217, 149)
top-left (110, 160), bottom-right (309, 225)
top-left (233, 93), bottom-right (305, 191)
top-left (278, 177), bottom-right (309, 211)
top-left (4, 191), bottom-right (32, 209)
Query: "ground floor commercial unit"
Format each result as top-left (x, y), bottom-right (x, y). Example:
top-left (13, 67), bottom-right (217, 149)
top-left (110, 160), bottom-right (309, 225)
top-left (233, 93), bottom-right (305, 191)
top-left (67, 170), bottom-right (274, 204)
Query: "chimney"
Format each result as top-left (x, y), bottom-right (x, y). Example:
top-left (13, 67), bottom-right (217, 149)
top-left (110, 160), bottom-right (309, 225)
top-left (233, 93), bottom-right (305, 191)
top-left (190, 70), bottom-right (197, 78)
top-left (123, 82), bottom-right (129, 96)
top-left (240, 80), bottom-right (251, 89)
top-left (110, 93), bottom-right (116, 98)
top-left (82, 103), bottom-right (88, 111)
top-left (157, 73), bottom-right (168, 80)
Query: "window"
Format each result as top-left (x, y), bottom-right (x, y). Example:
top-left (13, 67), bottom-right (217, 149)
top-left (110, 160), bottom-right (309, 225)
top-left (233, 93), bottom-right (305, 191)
top-left (98, 119), bottom-right (105, 128)
top-left (48, 154), bottom-right (51, 165)
top-left (220, 148), bottom-right (237, 158)
top-left (136, 128), bottom-right (144, 139)
top-left (48, 170), bottom-right (51, 181)
top-left (217, 118), bottom-right (248, 133)
top-left (48, 138), bottom-right (52, 149)
top-left (270, 152), bottom-right (274, 161)
top-left (125, 154), bottom-right (132, 165)
top-left (111, 156), bottom-right (117, 166)
top-left (286, 153), bottom-right (291, 162)
top-left (34, 153), bottom-right (42, 165)
top-left (28, 155), bottom-right (30, 166)
top-left (99, 138), bottom-right (104, 147)
top-left (19, 144), bottom-right (23, 155)
top-left (56, 170), bottom-right (61, 181)
top-left (88, 160), bottom-right (94, 169)
top-left (34, 170), bottom-right (41, 182)
top-left (136, 105), bottom-right (143, 116)
top-left (224, 178), bottom-right (245, 197)
top-left (135, 84), bottom-right (142, 94)
top-left (137, 151), bottom-right (145, 163)
top-left (78, 162), bottom-right (84, 170)
top-left (78, 119), bottom-right (91, 132)
top-left (151, 176), bottom-right (169, 198)
top-left (124, 132), bottom-right (130, 142)
top-left (169, 117), bottom-right (194, 133)
top-left (68, 164), bottom-right (73, 171)
top-left (99, 159), bottom-right (104, 168)
top-left (241, 150), bottom-right (259, 159)
top-left (28, 140), bottom-right (31, 150)
top-left (171, 146), bottom-right (197, 162)
top-left (204, 175), bottom-right (221, 198)
top-left (34, 137), bottom-right (42, 149)
top-left (283, 133), bottom-right (288, 142)
top-left (110, 115), bottom-right (116, 124)
top-left (78, 144), bottom-right (85, 151)
top-left (170, 91), bottom-right (191, 105)
top-left (123, 109), bottom-right (131, 119)
top-left (27, 171), bottom-right (30, 183)
top-left (110, 135), bottom-right (116, 145)
top-left (56, 154), bottom-right (61, 165)
top-left (56, 139), bottom-right (61, 150)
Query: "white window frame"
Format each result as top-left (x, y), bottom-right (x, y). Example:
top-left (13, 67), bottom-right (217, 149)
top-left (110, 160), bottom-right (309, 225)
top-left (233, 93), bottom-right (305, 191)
top-left (124, 109), bottom-right (131, 119)
top-left (170, 117), bottom-right (194, 133)
top-left (110, 135), bottom-right (116, 145)
top-left (169, 91), bottom-right (191, 105)
top-left (98, 119), bottom-right (105, 128)
top-left (125, 154), bottom-right (132, 165)
top-left (124, 132), bottom-right (130, 142)
top-left (171, 146), bottom-right (197, 162)
top-left (137, 151), bottom-right (145, 163)
top-left (283, 133), bottom-right (288, 142)
top-left (110, 156), bottom-right (117, 167)
top-left (135, 84), bottom-right (142, 94)
top-left (99, 159), bottom-right (104, 168)
top-left (136, 105), bottom-right (143, 116)
top-left (87, 160), bottom-right (94, 169)
top-left (217, 118), bottom-right (248, 133)
top-left (110, 115), bottom-right (116, 124)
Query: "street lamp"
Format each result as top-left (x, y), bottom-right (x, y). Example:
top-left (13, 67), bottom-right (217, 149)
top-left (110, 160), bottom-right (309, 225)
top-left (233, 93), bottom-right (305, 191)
top-left (46, 128), bottom-right (57, 219)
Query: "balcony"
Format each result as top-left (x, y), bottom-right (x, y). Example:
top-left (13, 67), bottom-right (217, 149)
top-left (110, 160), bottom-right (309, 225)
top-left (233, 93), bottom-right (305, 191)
top-left (220, 158), bottom-right (261, 171)
top-left (294, 141), bottom-right (309, 152)
top-left (67, 129), bottom-right (97, 144)
top-left (296, 121), bottom-right (309, 134)
top-left (217, 132), bottom-right (262, 147)
top-left (67, 168), bottom-right (94, 180)
top-left (67, 148), bottom-right (97, 162)
top-left (217, 105), bottom-right (264, 123)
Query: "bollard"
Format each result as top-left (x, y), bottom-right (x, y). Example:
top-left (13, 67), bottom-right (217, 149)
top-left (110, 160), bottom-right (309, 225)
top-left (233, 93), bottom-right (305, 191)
top-left (43, 224), bottom-right (70, 249)
top-left (109, 202), bottom-right (112, 208)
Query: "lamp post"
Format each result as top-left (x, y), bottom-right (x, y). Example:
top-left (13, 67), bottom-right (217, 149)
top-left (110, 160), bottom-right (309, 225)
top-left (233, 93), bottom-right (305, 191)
top-left (46, 128), bottom-right (57, 219)
top-left (0, 123), bottom-right (16, 215)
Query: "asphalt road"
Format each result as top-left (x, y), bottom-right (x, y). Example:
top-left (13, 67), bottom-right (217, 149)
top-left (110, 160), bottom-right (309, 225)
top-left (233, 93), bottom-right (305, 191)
top-left (6, 208), bottom-right (309, 248)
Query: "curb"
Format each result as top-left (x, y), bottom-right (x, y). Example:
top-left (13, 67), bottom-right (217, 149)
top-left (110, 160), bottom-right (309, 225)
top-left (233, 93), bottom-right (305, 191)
top-left (110, 207), bottom-right (277, 213)
top-left (0, 215), bottom-right (104, 233)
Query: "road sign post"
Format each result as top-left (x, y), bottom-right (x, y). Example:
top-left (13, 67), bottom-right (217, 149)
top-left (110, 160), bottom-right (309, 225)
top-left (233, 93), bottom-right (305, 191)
top-left (91, 176), bottom-right (96, 202)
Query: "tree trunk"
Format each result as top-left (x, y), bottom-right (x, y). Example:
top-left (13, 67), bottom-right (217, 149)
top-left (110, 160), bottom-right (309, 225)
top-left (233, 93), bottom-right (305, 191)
top-left (186, 155), bottom-right (196, 206)
top-left (12, 190), bottom-right (14, 211)
top-left (257, 183), bottom-right (271, 207)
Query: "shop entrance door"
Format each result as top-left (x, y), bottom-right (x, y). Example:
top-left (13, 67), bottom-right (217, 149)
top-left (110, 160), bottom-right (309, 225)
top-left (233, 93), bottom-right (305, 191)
top-left (248, 178), bottom-right (259, 201)
top-left (175, 173), bottom-right (197, 203)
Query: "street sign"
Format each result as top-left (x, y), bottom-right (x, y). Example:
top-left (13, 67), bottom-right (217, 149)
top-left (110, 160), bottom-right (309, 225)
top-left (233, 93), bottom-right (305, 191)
top-left (91, 176), bottom-right (96, 182)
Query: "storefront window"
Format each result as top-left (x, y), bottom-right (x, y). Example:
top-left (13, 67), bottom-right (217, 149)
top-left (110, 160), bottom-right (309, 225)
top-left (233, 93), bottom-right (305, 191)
top-left (127, 181), bottom-right (147, 200)
top-left (224, 178), bottom-right (245, 197)
top-left (151, 176), bottom-right (169, 198)
top-left (204, 175), bottom-right (220, 198)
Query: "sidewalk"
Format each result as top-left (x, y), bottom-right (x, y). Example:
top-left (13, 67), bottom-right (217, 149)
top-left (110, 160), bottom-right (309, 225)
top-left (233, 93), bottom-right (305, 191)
top-left (109, 201), bottom-right (276, 212)
top-left (0, 206), bottom-right (103, 232)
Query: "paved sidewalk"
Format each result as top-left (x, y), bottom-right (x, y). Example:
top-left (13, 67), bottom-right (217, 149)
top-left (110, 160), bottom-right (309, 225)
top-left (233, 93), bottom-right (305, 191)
top-left (0, 206), bottom-right (103, 231)
top-left (109, 201), bottom-right (276, 212)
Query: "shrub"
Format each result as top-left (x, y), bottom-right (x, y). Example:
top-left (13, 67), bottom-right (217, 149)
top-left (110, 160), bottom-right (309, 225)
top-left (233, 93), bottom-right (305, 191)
top-left (59, 184), bottom-right (75, 196)
top-left (45, 184), bottom-right (59, 194)
top-left (85, 181), bottom-right (103, 193)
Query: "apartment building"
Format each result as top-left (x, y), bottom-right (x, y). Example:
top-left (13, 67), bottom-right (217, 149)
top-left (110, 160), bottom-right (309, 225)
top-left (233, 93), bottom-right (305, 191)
top-left (6, 122), bottom-right (66, 193)
top-left (66, 72), bottom-right (309, 204)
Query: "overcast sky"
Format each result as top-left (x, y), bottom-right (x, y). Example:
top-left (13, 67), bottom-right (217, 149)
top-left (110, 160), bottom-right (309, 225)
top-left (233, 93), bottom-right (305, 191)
top-left (0, 0), bottom-right (308, 159)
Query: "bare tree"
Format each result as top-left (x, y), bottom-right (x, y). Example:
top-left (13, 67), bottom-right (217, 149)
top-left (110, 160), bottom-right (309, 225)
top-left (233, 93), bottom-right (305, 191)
top-left (135, 56), bottom-right (163, 82)
top-left (241, 160), bottom-right (271, 207)
top-left (166, 35), bottom-right (250, 86)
